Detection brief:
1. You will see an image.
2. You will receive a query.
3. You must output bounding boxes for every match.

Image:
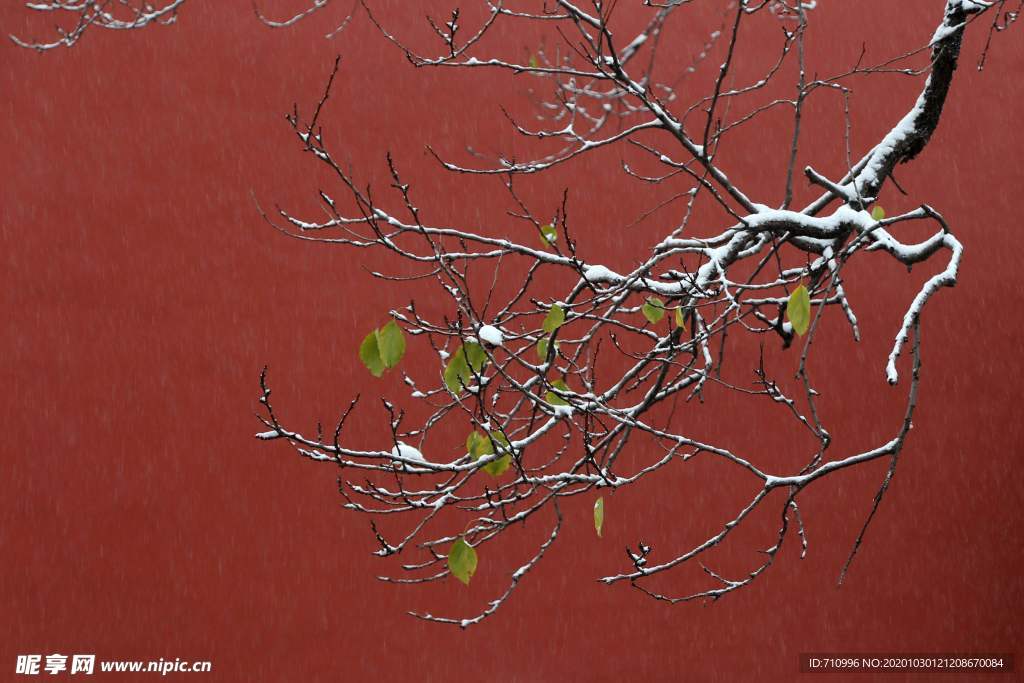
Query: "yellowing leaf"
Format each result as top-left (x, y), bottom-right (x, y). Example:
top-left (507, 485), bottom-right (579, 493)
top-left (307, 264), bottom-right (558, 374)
top-left (376, 320), bottom-right (406, 369)
top-left (448, 538), bottom-right (478, 585)
top-left (489, 431), bottom-right (510, 450)
top-left (674, 306), bottom-right (686, 329)
top-left (359, 330), bottom-right (386, 378)
top-left (483, 431), bottom-right (512, 476)
top-left (484, 452), bottom-right (511, 476)
top-left (871, 205), bottom-right (885, 221)
top-left (594, 497), bottom-right (605, 538)
top-left (539, 223), bottom-right (557, 248)
top-left (537, 337), bottom-right (559, 362)
top-left (542, 304), bottom-right (565, 333)
top-left (546, 378), bottom-right (570, 406)
top-left (467, 429), bottom-right (511, 476)
top-left (466, 430), bottom-right (490, 459)
top-left (787, 284), bottom-right (811, 337)
top-left (642, 297), bottom-right (666, 325)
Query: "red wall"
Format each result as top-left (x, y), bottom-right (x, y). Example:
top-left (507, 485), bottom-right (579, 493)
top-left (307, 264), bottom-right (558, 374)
top-left (1, 1), bottom-right (1021, 681)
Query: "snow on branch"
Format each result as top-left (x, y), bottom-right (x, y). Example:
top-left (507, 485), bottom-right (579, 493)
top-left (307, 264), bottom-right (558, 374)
top-left (11, 0), bottom-right (187, 50)
top-left (246, 0), bottom-right (998, 626)
top-left (10, 0), bottom-right (355, 49)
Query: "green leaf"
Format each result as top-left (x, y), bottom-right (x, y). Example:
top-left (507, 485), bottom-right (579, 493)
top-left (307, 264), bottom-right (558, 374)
top-left (466, 430), bottom-right (492, 459)
top-left (594, 497), bottom-right (605, 538)
top-left (539, 223), bottom-right (557, 249)
top-left (489, 431), bottom-right (510, 450)
top-left (464, 342), bottom-right (487, 373)
top-left (483, 432), bottom-right (512, 476)
top-left (376, 320), bottom-right (406, 369)
top-left (787, 284), bottom-right (811, 337)
top-left (444, 343), bottom-right (488, 393)
top-left (642, 297), bottom-right (666, 325)
top-left (537, 337), bottom-right (559, 361)
top-left (528, 54), bottom-right (539, 69)
top-left (674, 306), bottom-right (686, 330)
top-left (483, 452), bottom-right (511, 476)
top-left (466, 430), bottom-right (511, 476)
top-left (359, 330), bottom-right (386, 378)
top-left (871, 205), bottom-right (885, 221)
top-left (448, 537), bottom-right (478, 586)
top-left (542, 304), bottom-right (565, 334)
top-left (545, 378), bottom-right (570, 406)
top-left (443, 350), bottom-right (470, 393)
top-left (359, 320), bottom-right (405, 377)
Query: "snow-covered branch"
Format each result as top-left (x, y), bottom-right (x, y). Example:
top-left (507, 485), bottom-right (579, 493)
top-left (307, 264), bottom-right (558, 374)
top-left (245, 0), bottom-right (1000, 626)
top-left (10, 0), bottom-right (354, 49)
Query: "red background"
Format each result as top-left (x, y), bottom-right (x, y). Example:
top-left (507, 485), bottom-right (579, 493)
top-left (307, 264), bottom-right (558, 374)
top-left (1, 1), bottom-right (1021, 681)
